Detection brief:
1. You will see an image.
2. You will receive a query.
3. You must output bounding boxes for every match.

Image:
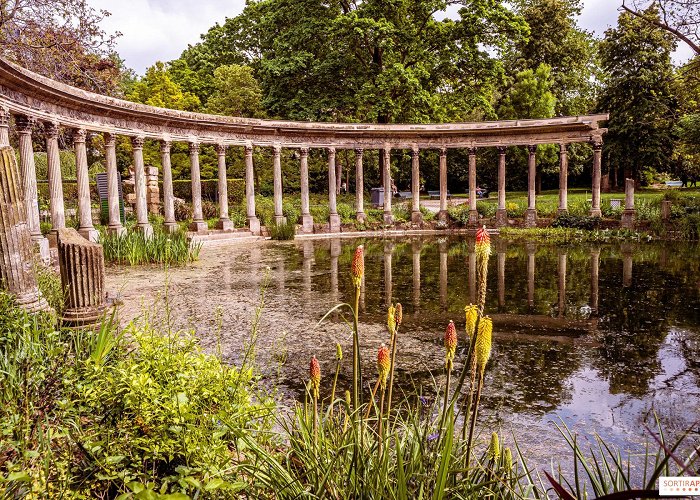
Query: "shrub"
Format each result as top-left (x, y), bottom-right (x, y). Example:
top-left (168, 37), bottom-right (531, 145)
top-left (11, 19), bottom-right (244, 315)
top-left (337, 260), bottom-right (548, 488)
top-left (551, 213), bottom-right (601, 230)
top-left (268, 219), bottom-right (296, 240)
top-left (174, 200), bottom-right (192, 222)
top-left (476, 200), bottom-right (497, 218)
top-left (230, 207), bottom-right (248, 228)
top-left (201, 200), bottom-right (219, 219)
top-left (337, 202), bottom-right (356, 224)
top-left (391, 202), bottom-right (410, 222)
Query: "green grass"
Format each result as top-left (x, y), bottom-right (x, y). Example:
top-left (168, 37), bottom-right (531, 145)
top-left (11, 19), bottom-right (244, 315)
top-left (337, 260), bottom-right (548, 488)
top-left (99, 228), bottom-right (202, 266)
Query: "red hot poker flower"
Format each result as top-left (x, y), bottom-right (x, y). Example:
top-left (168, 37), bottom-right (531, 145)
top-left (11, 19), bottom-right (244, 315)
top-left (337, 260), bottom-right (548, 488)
top-left (444, 320), bottom-right (458, 369)
top-left (377, 344), bottom-right (391, 389)
top-left (309, 356), bottom-right (321, 399)
top-left (351, 245), bottom-right (364, 288)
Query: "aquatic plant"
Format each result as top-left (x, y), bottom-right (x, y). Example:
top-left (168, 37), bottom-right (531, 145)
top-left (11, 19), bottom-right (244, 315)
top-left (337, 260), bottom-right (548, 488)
top-left (268, 218), bottom-right (297, 240)
top-left (100, 228), bottom-right (202, 266)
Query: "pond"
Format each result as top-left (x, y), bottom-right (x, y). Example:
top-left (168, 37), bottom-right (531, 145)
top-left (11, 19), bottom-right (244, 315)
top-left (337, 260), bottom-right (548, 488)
top-left (106, 234), bottom-right (700, 472)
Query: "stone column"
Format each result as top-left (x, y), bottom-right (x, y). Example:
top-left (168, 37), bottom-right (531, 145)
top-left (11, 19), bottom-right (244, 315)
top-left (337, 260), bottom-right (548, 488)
top-left (621, 178), bottom-right (635, 229)
top-left (104, 133), bottom-right (125, 236)
top-left (383, 146), bottom-right (393, 225)
top-left (468, 147), bottom-right (478, 226)
top-left (244, 143), bottom-right (260, 235)
top-left (272, 144), bottom-right (285, 225)
top-left (214, 143), bottom-right (233, 231)
top-left (45, 121), bottom-right (66, 244)
top-left (384, 241), bottom-right (393, 308)
top-left (355, 148), bottom-right (366, 223)
top-left (438, 147), bottom-right (448, 220)
top-left (15, 115), bottom-right (49, 260)
top-left (468, 247), bottom-right (476, 305)
top-left (526, 242), bottom-right (535, 309)
top-left (525, 145), bottom-right (537, 227)
top-left (558, 143), bottom-right (569, 215)
top-left (496, 146), bottom-right (507, 226)
top-left (330, 239), bottom-right (341, 304)
top-left (558, 251), bottom-right (567, 318)
top-left (188, 140), bottom-right (207, 233)
top-left (72, 129), bottom-right (98, 242)
top-left (590, 247), bottom-right (600, 315)
top-left (0, 107), bottom-right (9, 146)
top-left (0, 145), bottom-right (50, 312)
top-left (661, 200), bottom-right (672, 221)
top-left (299, 147), bottom-right (313, 232)
top-left (411, 146), bottom-right (422, 223)
top-left (497, 247), bottom-right (506, 309)
top-left (57, 228), bottom-right (107, 326)
top-left (590, 140), bottom-right (603, 217)
top-left (622, 243), bottom-right (633, 287)
top-left (412, 240), bottom-right (421, 311)
top-left (131, 136), bottom-right (153, 238)
top-left (160, 139), bottom-right (177, 233)
top-left (302, 239), bottom-right (314, 297)
top-left (439, 240), bottom-right (448, 310)
top-left (328, 147), bottom-right (341, 232)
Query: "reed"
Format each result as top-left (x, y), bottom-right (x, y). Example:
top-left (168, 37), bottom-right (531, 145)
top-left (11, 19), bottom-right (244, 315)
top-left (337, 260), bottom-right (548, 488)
top-left (100, 228), bottom-right (202, 266)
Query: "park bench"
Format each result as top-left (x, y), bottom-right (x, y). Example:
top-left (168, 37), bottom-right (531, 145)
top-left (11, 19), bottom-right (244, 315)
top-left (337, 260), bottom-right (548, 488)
top-left (428, 190), bottom-right (451, 199)
top-left (397, 191), bottom-right (413, 200)
top-left (665, 180), bottom-right (683, 187)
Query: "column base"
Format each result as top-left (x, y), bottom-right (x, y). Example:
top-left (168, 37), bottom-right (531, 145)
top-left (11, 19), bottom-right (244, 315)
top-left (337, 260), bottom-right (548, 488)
top-left (589, 208), bottom-right (602, 217)
top-left (356, 211), bottom-right (367, 224)
top-left (557, 208), bottom-right (568, 216)
top-left (216, 218), bottom-right (234, 231)
top-left (62, 304), bottom-right (108, 328)
top-left (495, 208), bottom-right (508, 227)
top-left (300, 214), bottom-right (314, 233)
top-left (273, 215), bottom-right (287, 226)
top-left (383, 212), bottom-right (394, 225)
top-left (136, 223), bottom-right (154, 239)
top-left (15, 289), bottom-right (52, 314)
top-left (107, 224), bottom-right (126, 237)
top-left (620, 209), bottom-right (636, 229)
top-left (329, 213), bottom-right (341, 232)
top-left (189, 220), bottom-right (208, 233)
top-left (32, 235), bottom-right (51, 265)
top-left (163, 222), bottom-right (179, 234)
top-left (47, 229), bottom-right (59, 248)
top-left (438, 210), bottom-right (449, 222)
top-left (524, 208), bottom-right (537, 228)
top-left (468, 210), bottom-right (479, 227)
top-left (79, 227), bottom-right (100, 243)
top-left (248, 216), bottom-right (261, 235)
top-left (411, 210), bottom-right (423, 224)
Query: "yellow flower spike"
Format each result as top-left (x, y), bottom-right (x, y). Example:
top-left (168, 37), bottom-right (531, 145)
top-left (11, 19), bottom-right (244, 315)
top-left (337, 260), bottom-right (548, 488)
top-left (444, 320), bottom-right (457, 370)
top-left (345, 390), bottom-right (351, 407)
top-left (464, 304), bottom-right (478, 340)
top-left (351, 245), bottom-right (364, 288)
top-left (475, 225), bottom-right (492, 261)
top-left (488, 432), bottom-right (500, 462)
top-left (336, 343), bottom-right (342, 361)
top-left (309, 356), bottom-right (321, 399)
top-left (475, 316), bottom-right (493, 375)
top-left (377, 344), bottom-right (391, 390)
top-left (395, 303), bottom-right (403, 328)
top-left (504, 448), bottom-right (513, 472)
top-left (387, 304), bottom-right (396, 336)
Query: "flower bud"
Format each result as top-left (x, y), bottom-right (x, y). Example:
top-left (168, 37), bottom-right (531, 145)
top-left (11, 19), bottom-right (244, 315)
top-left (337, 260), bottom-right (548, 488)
top-left (336, 343), bottom-right (342, 361)
top-left (488, 432), bottom-right (500, 462)
top-left (351, 245), bottom-right (364, 288)
top-left (395, 303), bottom-right (403, 328)
top-left (387, 304), bottom-right (396, 336)
top-left (475, 316), bottom-right (493, 374)
top-left (475, 225), bottom-right (492, 261)
top-left (377, 344), bottom-right (391, 389)
top-left (309, 355), bottom-right (321, 399)
top-left (464, 304), bottom-right (478, 340)
top-left (444, 320), bottom-right (457, 369)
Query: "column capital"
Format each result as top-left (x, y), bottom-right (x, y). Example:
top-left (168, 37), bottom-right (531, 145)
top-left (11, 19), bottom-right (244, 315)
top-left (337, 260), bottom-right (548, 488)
top-left (14, 114), bottom-right (34, 133)
top-left (467, 146), bottom-right (477, 156)
top-left (527, 144), bottom-right (537, 154)
top-left (189, 141), bottom-right (200, 154)
top-left (411, 146), bottom-right (420, 157)
top-left (591, 139), bottom-right (603, 151)
top-left (272, 144), bottom-right (282, 156)
top-left (72, 128), bottom-right (87, 144)
top-left (559, 143), bottom-right (568, 154)
top-left (0, 106), bottom-right (9, 127)
top-left (131, 135), bottom-right (145, 149)
top-left (497, 145), bottom-right (507, 155)
top-left (327, 146), bottom-right (336, 157)
top-left (300, 146), bottom-right (309, 157)
top-left (44, 120), bottom-right (59, 138)
top-left (104, 132), bottom-right (116, 147)
top-left (354, 147), bottom-right (363, 157)
top-left (439, 146), bottom-right (447, 156)
top-left (160, 139), bottom-right (171, 153)
top-left (215, 143), bottom-right (227, 155)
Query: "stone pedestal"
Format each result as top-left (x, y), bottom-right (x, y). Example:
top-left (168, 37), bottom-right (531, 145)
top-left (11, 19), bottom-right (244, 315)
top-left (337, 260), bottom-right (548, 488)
top-left (146, 166), bottom-right (160, 215)
top-left (57, 228), bottom-right (107, 326)
top-left (273, 215), bottom-right (287, 226)
top-left (438, 210), bottom-right (449, 223)
top-left (495, 208), bottom-right (507, 226)
top-left (620, 210), bottom-right (635, 229)
top-left (300, 214), bottom-right (314, 233)
top-left (661, 200), bottom-right (671, 221)
top-left (524, 208), bottom-right (537, 228)
top-left (620, 178), bottom-right (635, 229)
top-left (216, 219), bottom-right (234, 231)
top-left (468, 210), bottom-right (479, 226)
top-left (329, 213), bottom-right (341, 232)
top-left (188, 220), bottom-right (208, 233)
top-left (411, 210), bottom-right (423, 224)
top-left (0, 145), bottom-right (50, 312)
top-left (164, 223), bottom-right (179, 234)
top-left (248, 216), bottom-right (260, 235)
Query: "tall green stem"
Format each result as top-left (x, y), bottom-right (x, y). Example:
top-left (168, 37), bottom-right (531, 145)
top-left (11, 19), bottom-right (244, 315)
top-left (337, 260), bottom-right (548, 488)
top-left (378, 386), bottom-right (386, 459)
top-left (330, 359), bottom-right (341, 417)
top-left (352, 285), bottom-right (361, 412)
top-left (386, 326), bottom-right (399, 418)
top-left (466, 372), bottom-right (484, 465)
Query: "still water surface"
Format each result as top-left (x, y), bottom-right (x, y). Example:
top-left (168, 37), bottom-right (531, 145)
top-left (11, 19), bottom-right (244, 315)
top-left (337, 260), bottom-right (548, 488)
top-left (108, 235), bottom-right (700, 470)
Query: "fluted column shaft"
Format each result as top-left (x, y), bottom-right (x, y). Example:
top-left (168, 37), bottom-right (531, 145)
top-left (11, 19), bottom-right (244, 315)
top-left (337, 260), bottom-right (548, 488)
top-left (15, 116), bottom-right (42, 241)
top-left (468, 147), bottom-right (478, 225)
top-left (526, 244), bottom-right (535, 308)
top-left (272, 145), bottom-right (285, 224)
top-left (411, 147), bottom-right (422, 223)
top-left (131, 136), bottom-right (153, 237)
top-left (558, 252), bottom-right (567, 317)
top-left (590, 140), bottom-right (603, 217)
top-left (496, 146), bottom-right (507, 226)
top-left (590, 248), bottom-right (600, 314)
top-left (621, 178), bottom-right (636, 229)
top-left (73, 129), bottom-right (98, 241)
top-left (160, 140), bottom-right (177, 233)
top-left (215, 143), bottom-right (233, 231)
top-left (383, 146), bottom-right (393, 224)
top-left (438, 147), bottom-right (447, 217)
top-left (104, 133), bottom-right (124, 235)
top-left (188, 140), bottom-right (206, 232)
top-left (355, 148), bottom-right (365, 222)
top-left (525, 145), bottom-right (537, 227)
top-left (0, 108), bottom-right (9, 145)
top-left (45, 121), bottom-right (66, 235)
top-left (299, 147), bottom-right (313, 232)
top-left (244, 144), bottom-right (260, 235)
top-left (328, 147), bottom-right (340, 232)
top-left (558, 144), bottom-right (569, 214)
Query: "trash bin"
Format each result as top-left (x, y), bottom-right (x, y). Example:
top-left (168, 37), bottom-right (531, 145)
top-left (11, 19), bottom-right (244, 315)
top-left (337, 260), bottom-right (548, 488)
top-left (371, 187), bottom-right (384, 207)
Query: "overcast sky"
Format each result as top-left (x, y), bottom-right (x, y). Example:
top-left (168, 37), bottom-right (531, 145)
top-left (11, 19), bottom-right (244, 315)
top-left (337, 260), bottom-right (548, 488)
top-left (91, 0), bottom-right (694, 75)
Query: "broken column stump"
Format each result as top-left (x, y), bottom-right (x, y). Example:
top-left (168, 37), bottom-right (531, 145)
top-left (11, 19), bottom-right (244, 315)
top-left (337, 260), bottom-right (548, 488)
top-left (0, 145), bottom-right (50, 312)
top-left (57, 227), bottom-right (107, 327)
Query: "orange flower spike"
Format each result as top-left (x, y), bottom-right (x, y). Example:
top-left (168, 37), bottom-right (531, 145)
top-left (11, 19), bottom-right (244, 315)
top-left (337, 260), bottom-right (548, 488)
top-left (387, 304), bottom-right (396, 336)
top-left (444, 320), bottom-right (458, 369)
top-left (309, 355), bottom-right (321, 399)
top-left (475, 225), bottom-right (492, 260)
top-left (351, 245), bottom-right (364, 288)
top-left (377, 344), bottom-right (391, 389)
top-left (395, 303), bottom-right (403, 328)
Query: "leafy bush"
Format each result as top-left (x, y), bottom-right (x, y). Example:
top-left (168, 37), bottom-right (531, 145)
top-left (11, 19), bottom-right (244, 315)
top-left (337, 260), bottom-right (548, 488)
top-left (268, 219), bottom-right (296, 240)
top-left (447, 203), bottom-right (471, 224)
top-left (551, 213), bottom-right (601, 230)
top-left (476, 200), bottom-right (497, 218)
top-left (506, 201), bottom-right (526, 217)
top-left (391, 202), bottom-right (410, 222)
top-left (229, 207), bottom-right (248, 228)
top-left (201, 200), bottom-right (219, 219)
top-left (419, 205), bottom-right (436, 221)
top-left (174, 200), bottom-right (192, 222)
top-left (337, 202), bottom-right (356, 224)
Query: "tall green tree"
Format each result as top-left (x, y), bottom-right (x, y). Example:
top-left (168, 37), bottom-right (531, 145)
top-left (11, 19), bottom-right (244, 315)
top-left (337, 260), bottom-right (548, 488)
top-left (597, 7), bottom-right (678, 183)
top-left (127, 62), bottom-right (201, 111)
top-left (206, 65), bottom-right (265, 117)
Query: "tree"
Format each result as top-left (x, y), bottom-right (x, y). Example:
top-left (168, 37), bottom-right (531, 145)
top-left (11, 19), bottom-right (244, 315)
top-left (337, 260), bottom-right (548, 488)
top-left (597, 7), bottom-right (678, 184)
top-left (498, 64), bottom-right (556, 120)
top-left (620, 0), bottom-right (700, 56)
top-left (127, 62), bottom-right (201, 111)
top-left (0, 0), bottom-right (123, 94)
top-left (206, 65), bottom-right (264, 117)
top-left (673, 57), bottom-right (700, 183)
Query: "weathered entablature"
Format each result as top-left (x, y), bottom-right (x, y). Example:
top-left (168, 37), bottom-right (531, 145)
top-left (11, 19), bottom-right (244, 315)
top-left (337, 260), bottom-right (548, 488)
top-left (0, 57), bottom-right (608, 237)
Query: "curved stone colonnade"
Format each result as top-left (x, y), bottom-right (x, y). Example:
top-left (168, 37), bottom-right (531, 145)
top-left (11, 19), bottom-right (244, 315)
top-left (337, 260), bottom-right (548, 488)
top-left (0, 58), bottom-right (608, 244)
